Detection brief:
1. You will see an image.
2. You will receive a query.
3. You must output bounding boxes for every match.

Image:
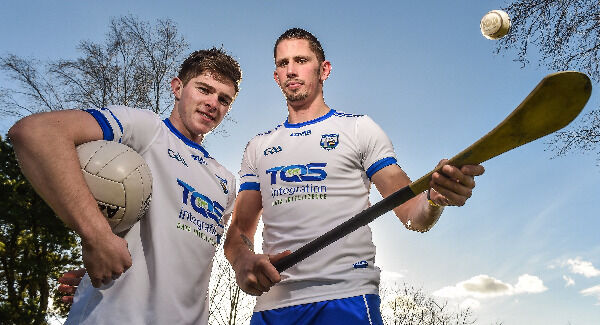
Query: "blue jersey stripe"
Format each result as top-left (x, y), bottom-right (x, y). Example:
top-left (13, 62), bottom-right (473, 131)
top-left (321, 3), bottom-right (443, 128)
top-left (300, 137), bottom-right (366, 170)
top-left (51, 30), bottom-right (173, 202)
top-left (366, 157), bottom-right (397, 179)
top-left (239, 182), bottom-right (260, 192)
top-left (284, 109), bottom-right (336, 128)
top-left (162, 118), bottom-right (211, 158)
top-left (84, 109), bottom-right (114, 141)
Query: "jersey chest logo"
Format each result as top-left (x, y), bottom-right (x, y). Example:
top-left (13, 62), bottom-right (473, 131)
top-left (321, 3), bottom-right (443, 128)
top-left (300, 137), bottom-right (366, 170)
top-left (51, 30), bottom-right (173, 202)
top-left (320, 134), bottom-right (339, 151)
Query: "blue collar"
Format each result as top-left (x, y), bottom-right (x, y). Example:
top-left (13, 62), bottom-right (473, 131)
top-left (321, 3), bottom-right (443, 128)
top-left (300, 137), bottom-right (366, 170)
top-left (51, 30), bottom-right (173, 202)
top-left (163, 118), bottom-right (211, 158)
top-left (284, 109), bottom-right (336, 128)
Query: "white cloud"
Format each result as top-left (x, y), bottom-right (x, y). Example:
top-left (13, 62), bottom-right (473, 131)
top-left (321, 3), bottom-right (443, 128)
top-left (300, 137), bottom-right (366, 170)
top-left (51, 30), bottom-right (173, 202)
top-left (580, 285), bottom-right (600, 305)
top-left (514, 274), bottom-right (547, 293)
top-left (433, 274), bottom-right (547, 299)
top-left (564, 257), bottom-right (600, 278)
top-left (563, 275), bottom-right (575, 287)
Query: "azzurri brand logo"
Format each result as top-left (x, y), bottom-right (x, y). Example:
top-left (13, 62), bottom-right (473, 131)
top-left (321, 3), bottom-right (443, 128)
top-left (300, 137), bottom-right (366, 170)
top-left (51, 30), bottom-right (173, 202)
top-left (168, 149), bottom-right (188, 167)
top-left (290, 130), bottom-right (311, 137)
top-left (177, 178), bottom-right (224, 223)
top-left (264, 146), bottom-right (282, 156)
top-left (191, 154), bottom-right (207, 165)
top-left (266, 163), bottom-right (327, 184)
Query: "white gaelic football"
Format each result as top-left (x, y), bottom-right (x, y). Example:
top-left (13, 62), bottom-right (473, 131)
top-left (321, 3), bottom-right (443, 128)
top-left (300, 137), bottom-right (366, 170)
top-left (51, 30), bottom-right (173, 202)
top-left (480, 10), bottom-right (511, 40)
top-left (76, 140), bottom-right (152, 234)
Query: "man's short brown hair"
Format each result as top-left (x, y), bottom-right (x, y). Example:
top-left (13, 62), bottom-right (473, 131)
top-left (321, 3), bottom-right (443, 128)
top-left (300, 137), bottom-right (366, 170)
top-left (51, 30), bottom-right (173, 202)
top-left (274, 28), bottom-right (325, 63)
top-left (178, 47), bottom-right (242, 93)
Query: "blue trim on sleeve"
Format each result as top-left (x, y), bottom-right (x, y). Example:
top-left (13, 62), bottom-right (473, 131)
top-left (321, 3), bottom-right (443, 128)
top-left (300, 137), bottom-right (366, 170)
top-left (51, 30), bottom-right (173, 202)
top-left (366, 157), bottom-right (397, 179)
top-left (284, 109), bottom-right (336, 128)
top-left (239, 182), bottom-right (260, 192)
top-left (84, 109), bottom-right (114, 141)
top-left (101, 107), bottom-right (123, 137)
top-left (162, 118), bottom-right (212, 158)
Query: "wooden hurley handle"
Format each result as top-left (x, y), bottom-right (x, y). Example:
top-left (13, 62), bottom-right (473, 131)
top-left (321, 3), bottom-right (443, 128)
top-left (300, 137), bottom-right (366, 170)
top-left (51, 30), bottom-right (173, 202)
top-left (274, 71), bottom-right (592, 273)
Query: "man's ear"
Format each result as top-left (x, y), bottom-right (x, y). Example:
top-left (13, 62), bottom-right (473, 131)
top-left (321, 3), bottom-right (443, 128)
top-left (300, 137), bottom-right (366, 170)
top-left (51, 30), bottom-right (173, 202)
top-left (273, 70), bottom-right (280, 86)
top-left (171, 77), bottom-right (183, 100)
top-left (320, 60), bottom-right (332, 82)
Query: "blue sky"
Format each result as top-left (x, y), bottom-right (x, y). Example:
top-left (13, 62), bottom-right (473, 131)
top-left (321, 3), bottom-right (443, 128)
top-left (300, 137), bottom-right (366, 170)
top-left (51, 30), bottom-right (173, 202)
top-left (1, 1), bottom-right (599, 324)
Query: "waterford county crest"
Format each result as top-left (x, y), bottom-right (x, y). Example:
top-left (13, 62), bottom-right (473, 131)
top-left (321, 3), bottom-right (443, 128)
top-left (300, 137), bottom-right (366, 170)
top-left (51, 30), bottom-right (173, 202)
top-left (320, 133), bottom-right (339, 151)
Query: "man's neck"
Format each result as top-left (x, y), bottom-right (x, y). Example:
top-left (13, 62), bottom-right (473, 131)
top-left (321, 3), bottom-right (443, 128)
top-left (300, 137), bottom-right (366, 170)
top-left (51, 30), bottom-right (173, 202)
top-left (168, 108), bottom-right (204, 145)
top-left (286, 97), bottom-right (330, 125)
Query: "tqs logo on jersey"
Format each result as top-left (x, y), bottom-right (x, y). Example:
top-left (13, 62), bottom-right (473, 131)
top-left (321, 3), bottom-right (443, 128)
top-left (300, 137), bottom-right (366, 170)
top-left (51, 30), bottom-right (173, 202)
top-left (168, 149), bottom-right (188, 167)
top-left (320, 134), bottom-right (339, 150)
top-left (290, 129), bottom-right (311, 137)
top-left (215, 174), bottom-right (229, 194)
top-left (191, 154), bottom-right (207, 165)
top-left (266, 163), bottom-right (327, 184)
top-left (177, 178), bottom-right (224, 223)
top-left (264, 146), bottom-right (282, 156)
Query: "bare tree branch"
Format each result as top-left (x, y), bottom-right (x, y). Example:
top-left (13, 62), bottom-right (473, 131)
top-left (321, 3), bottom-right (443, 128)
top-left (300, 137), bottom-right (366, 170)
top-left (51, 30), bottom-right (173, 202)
top-left (496, 0), bottom-right (600, 165)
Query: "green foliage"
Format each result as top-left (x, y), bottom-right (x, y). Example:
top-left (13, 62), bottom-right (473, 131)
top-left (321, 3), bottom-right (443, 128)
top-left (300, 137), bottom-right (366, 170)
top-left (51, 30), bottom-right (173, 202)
top-left (0, 135), bottom-right (81, 324)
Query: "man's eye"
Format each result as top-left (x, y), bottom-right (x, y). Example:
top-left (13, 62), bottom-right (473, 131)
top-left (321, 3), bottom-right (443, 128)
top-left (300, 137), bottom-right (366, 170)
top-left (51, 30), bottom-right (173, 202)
top-left (198, 87), bottom-right (208, 93)
top-left (219, 98), bottom-right (230, 106)
top-left (277, 61), bottom-right (288, 68)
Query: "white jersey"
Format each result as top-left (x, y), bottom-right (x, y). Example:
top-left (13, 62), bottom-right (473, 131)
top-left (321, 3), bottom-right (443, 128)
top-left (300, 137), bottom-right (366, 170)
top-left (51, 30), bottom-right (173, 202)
top-left (67, 106), bottom-right (236, 325)
top-left (239, 109), bottom-right (397, 311)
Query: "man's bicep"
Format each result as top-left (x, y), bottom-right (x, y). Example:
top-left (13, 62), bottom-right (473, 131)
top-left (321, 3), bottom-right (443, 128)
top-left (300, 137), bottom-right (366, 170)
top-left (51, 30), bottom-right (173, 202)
top-left (10, 109), bottom-right (103, 145)
top-left (370, 164), bottom-right (412, 198)
top-left (65, 110), bottom-right (105, 145)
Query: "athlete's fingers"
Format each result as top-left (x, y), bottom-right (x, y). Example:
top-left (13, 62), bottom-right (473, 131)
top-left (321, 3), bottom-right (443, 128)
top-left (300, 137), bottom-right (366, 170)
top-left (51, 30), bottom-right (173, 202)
top-left (244, 286), bottom-right (264, 296)
top-left (58, 267), bottom-right (86, 286)
top-left (239, 274), bottom-right (264, 296)
top-left (71, 267), bottom-right (87, 278)
top-left (267, 250), bottom-right (291, 279)
top-left (61, 295), bottom-right (75, 304)
top-left (90, 277), bottom-right (102, 288)
top-left (58, 276), bottom-right (82, 287)
top-left (460, 164), bottom-right (485, 177)
top-left (255, 272), bottom-right (273, 292)
top-left (430, 171), bottom-right (473, 206)
top-left (58, 284), bottom-right (77, 295)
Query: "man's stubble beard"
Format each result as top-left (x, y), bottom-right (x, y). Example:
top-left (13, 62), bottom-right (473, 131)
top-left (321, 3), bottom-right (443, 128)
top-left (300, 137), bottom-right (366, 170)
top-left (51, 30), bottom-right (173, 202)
top-left (285, 91), bottom-right (308, 102)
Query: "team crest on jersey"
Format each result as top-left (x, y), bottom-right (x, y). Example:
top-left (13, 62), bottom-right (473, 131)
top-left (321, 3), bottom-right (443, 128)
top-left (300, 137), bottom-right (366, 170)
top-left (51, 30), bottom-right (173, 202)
top-left (353, 260), bottom-right (369, 269)
top-left (215, 175), bottom-right (229, 194)
top-left (320, 134), bottom-right (339, 151)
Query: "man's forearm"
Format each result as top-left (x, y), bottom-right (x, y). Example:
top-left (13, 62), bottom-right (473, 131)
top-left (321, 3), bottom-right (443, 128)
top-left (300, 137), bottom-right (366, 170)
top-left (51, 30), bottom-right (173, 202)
top-left (224, 226), bottom-right (256, 269)
top-left (405, 192), bottom-right (444, 233)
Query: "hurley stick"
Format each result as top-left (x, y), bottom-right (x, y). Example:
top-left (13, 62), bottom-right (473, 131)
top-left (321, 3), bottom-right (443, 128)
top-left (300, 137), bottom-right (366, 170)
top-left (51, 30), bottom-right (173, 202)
top-left (273, 71), bottom-right (592, 273)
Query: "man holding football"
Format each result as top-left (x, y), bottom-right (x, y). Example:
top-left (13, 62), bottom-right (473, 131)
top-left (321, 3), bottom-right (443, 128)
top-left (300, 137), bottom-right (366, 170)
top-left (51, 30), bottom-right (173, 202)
top-left (9, 48), bottom-right (242, 324)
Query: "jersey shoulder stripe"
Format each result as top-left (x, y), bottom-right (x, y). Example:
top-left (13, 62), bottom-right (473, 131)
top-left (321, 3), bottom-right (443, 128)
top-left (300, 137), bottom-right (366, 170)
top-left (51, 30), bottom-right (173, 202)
top-left (333, 110), bottom-right (363, 118)
top-left (255, 124), bottom-right (283, 137)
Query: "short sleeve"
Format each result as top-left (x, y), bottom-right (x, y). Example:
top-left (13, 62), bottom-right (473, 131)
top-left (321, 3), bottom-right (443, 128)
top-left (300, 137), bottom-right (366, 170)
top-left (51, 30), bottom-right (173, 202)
top-left (82, 105), bottom-right (160, 154)
top-left (238, 138), bottom-right (261, 192)
top-left (356, 115), bottom-right (397, 179)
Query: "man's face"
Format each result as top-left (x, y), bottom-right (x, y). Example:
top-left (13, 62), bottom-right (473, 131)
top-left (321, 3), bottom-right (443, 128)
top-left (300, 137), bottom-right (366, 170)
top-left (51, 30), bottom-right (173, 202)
top-left (172, 72), bottom-right (236, 139)
top-left (274, 39), bottom-right (326, 104)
